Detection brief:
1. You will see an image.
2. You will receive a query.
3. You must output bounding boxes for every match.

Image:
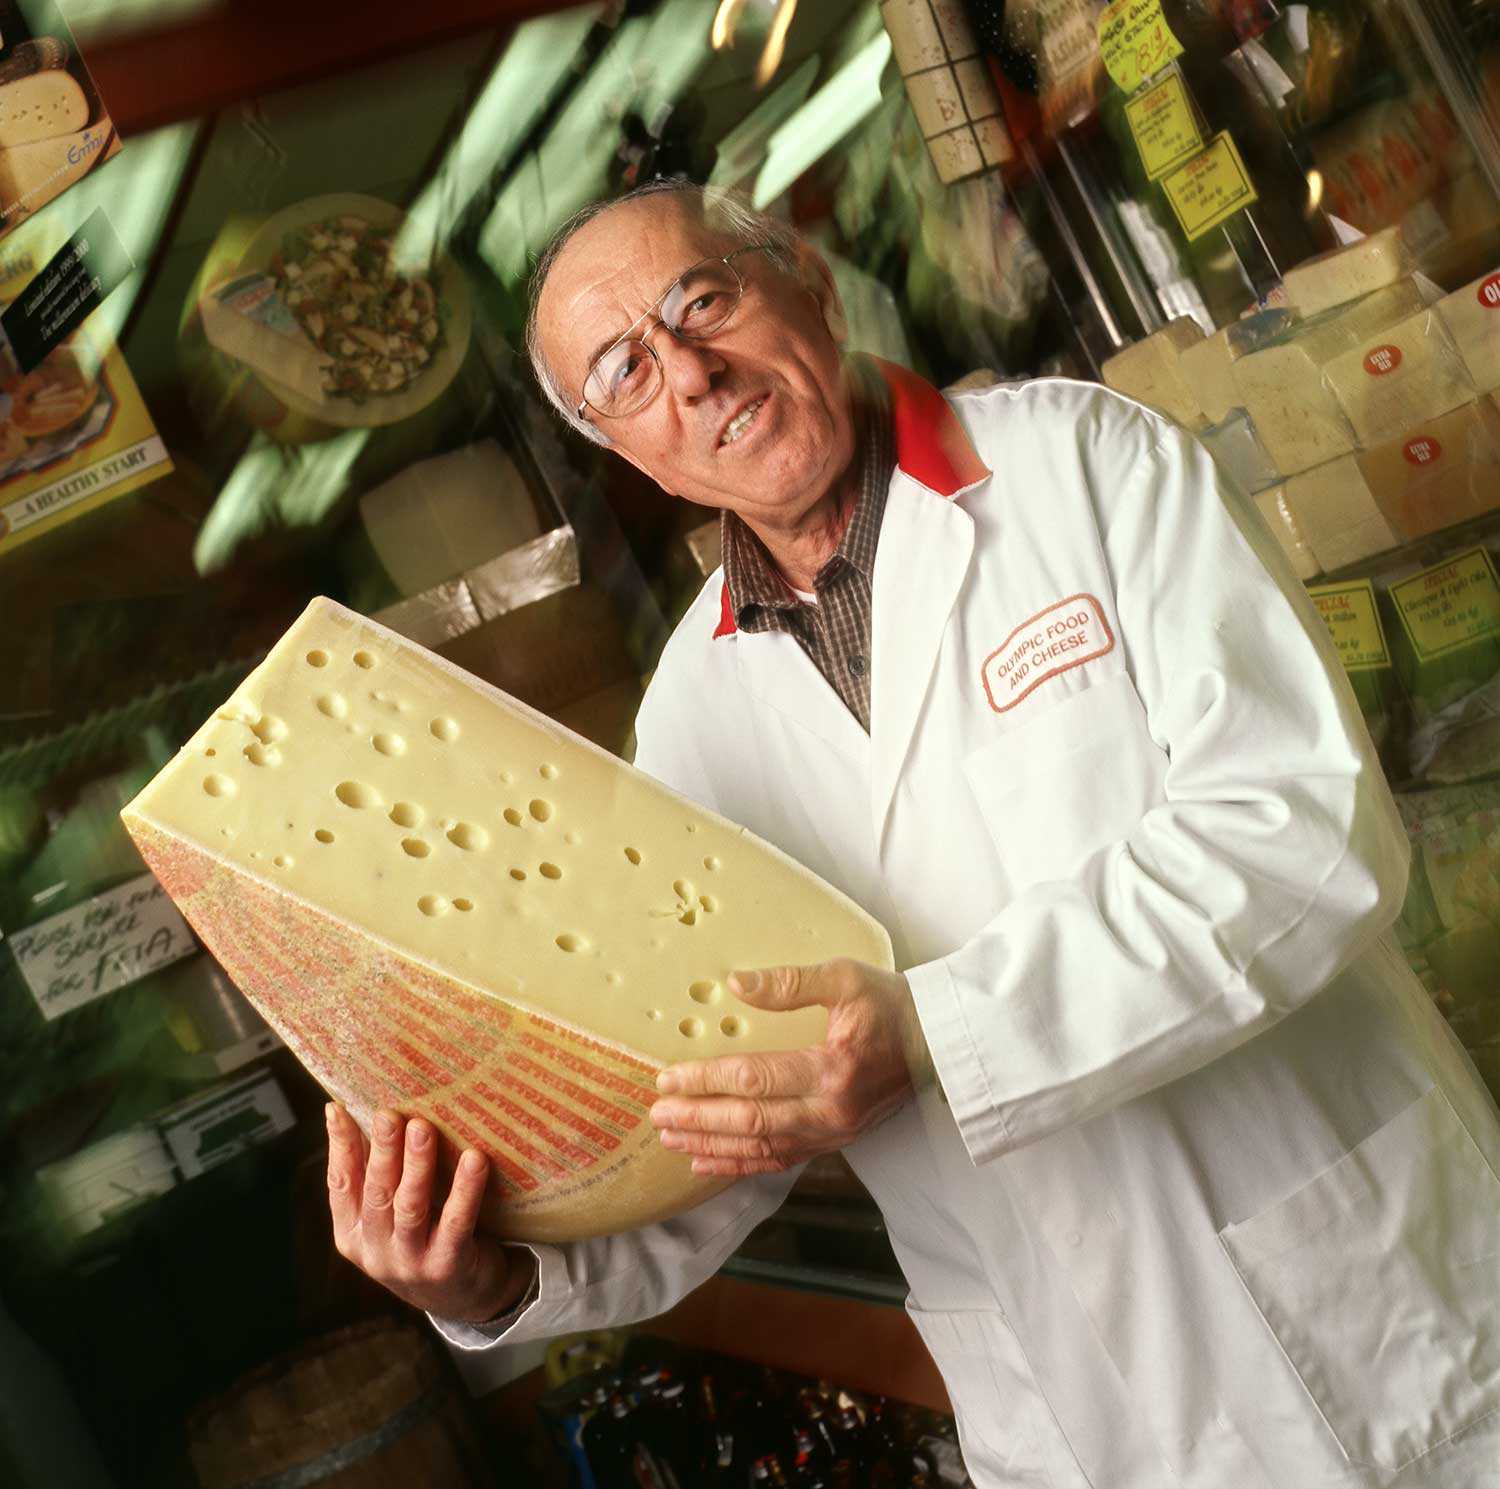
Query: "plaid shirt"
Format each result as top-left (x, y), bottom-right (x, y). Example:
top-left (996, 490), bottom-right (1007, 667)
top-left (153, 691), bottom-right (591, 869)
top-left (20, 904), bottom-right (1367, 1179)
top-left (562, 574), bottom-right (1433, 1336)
top-left (719, 363), bottom-right (893, 733)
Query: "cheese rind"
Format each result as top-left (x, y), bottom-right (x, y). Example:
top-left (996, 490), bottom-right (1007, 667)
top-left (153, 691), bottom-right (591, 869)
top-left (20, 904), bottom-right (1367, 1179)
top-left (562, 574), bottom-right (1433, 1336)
top-left (1435, 269), bottom-right (1500, 393)
top-left (1281, 226), bottom-right (1405, 318)
top-left (122, 598), bottom-right (893, 1242)
top-left (1100, 317), bottom-right (1205, 428)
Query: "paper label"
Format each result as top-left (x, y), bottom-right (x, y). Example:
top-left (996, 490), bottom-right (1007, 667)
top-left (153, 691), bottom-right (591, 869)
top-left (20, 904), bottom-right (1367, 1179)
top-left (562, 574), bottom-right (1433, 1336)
top-left (1098, 0), bottom-right (1183, 95)
top-left (1308, 580), bottom-right (1390, 673)
top-left (1403, 435), bottom-right (1443, 466)
top-left (1161, 131), bottom-right (1259, 241)
top-left (1391, 549), bottom-right (1500, 662)
top-left (0, 435), bottom-right (170, 544)
top-left (1477, 272), bottom-right (1500, 310)
top-left (1124, 70), bottom-right (1205, 180)
top-left (5, 873), bottom-right (198, 1020)
top-left (1363, 344), bottom-right (1403, 377)
top-left (159, 1073), bottom-right (296, 1179)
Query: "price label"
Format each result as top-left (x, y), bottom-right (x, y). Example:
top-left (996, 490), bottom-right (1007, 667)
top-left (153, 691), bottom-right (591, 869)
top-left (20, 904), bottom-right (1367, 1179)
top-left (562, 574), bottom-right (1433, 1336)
top-left (1161, 131), bottom-right (1258, 241)
top-left (1124, 71), bottom-right (1205, 180)
top-left (1308, 579), bottom-right (1389, 674)
top-left (1098, 0), bottom-right (1184, 96)
top-left (4, 873), bottom-right (197, 1020)
top-left (1390, 548), bottom-right (1500, 662)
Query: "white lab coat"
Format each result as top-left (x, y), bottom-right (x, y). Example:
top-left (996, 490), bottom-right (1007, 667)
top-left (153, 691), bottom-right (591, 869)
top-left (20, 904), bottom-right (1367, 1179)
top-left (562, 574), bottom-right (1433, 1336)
top-left (438, 366), bottom-right (1500, 1489)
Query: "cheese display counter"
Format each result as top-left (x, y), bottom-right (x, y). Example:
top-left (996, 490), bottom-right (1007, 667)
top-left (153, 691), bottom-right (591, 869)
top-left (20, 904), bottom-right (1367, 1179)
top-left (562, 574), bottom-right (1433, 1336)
top-left (0, 0), bottom-right (1497, 1484)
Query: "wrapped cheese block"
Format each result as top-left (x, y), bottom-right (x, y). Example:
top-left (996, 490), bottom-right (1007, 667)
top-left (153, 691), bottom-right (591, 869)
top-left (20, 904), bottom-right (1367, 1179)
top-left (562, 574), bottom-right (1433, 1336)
top-left (1177, 309), bottom-right (1294, 427)
top-left (1358, 397), bottom-right (1500, 541)
top-left (121, 599), bottom-right (893, 1243)
top-left (1254, 485), bottom-right (1321, 580)
top-left (1100, 318), bottom-right (1205, 429)
top-left (1282, 454), bottom-right (1400, 572)
top-left (1435, 269), bottom-right (1500, 393)
top-left (1280, 226), bottom-right (1407, 318)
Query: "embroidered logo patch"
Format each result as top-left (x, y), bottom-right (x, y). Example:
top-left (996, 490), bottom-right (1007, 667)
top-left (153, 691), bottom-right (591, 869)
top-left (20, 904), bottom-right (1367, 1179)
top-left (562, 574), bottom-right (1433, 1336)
top-left (981, 594), bottom-right (1115, 713)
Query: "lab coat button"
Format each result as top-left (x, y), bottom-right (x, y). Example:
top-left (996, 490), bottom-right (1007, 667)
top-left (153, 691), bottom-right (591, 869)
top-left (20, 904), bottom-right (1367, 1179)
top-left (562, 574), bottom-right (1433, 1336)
top-left (848, 654), bottom-right (868, 676)
top-left (1067, 1230), bottom-right (1083, 1247)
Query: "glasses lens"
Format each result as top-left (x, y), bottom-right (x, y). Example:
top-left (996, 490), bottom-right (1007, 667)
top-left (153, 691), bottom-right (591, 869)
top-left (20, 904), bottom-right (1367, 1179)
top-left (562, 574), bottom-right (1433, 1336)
top-left (660, 259), bottom-right (742, 340)
top-left (585, 339), bottom-right (658, 416)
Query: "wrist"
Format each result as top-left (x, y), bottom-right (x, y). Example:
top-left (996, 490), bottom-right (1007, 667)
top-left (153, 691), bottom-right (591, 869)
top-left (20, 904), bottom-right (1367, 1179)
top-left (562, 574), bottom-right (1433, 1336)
top-left (472, 1247), bottom-right (538, 1325)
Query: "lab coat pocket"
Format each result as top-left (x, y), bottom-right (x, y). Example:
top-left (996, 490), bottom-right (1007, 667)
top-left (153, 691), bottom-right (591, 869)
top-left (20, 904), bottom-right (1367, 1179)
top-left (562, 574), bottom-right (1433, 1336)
top-left (1218, 1084), bottom-right (1500, 1473)
top-left (904, 1301), bottom-right (1061, 1487)
top-left (962, 672), bottom-right (1165, 891)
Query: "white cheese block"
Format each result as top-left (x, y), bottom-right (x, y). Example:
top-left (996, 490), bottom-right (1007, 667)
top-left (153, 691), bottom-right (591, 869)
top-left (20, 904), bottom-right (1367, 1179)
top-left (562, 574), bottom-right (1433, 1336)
top-left (1281, 226), bottom-right (1405, 318)
top-left (1356, 397), bottom-right (1500, 541)
top-left (1253, 485), bottom-right (1321, 580)
top-left (0, 123), bottom-right (112, 227)
top-left (0, 70), bottom-right (88, 148)
top-left (1323, 307), bottom-right (1475, 446)
top-left (121, 598), bottom-right (892, 1243)
top-left (1177, 309), bottom-right (1293, 426)
top-left (1100, 317), bottom-right (1205, 428)
top-left (1434, 269), bottom-right (1500, 392)
top-left (1283, 454), bottom-right (1400, 572)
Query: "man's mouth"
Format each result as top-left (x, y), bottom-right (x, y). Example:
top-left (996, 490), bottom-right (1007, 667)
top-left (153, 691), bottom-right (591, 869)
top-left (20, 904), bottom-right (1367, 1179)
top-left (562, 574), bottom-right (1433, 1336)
top-left (719, 397), bottom-right (766, 448)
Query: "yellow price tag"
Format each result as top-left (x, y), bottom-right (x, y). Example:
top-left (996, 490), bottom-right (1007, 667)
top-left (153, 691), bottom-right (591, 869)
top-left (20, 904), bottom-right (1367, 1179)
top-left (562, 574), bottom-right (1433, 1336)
top-left (1124, 71), bottom-right (1205, 181)
top-left (1308, 580), bottom-right (1389, 674)
top-left (1391, 548), bottom-right (1500, 661)
top-left (1161, 131), bottom-right (1258, 242)
top-left (1098, 0), bottom-right (1184, 96)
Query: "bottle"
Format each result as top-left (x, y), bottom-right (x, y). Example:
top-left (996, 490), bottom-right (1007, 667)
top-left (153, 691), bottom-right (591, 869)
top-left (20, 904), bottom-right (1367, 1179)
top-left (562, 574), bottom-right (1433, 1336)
top-left (582, 1393), bottom-right (638, 1489)
top-left (697, 1373), bottom-right (739, 1486)
top-left (787, 1424), bottom-right (832, 1488)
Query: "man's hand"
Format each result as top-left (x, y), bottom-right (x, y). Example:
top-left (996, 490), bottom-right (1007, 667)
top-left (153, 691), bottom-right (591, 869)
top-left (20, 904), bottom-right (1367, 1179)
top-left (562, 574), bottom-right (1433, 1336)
top-left (325, 1104), bottom-right (534, 1325)
top-left (649, 958), bottom-right (928, 1177)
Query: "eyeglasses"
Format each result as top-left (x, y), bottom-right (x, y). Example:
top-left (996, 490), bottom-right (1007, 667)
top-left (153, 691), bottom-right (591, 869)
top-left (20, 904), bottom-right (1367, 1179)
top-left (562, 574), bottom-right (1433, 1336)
top-left (575, 243), bottom-right (772, 421)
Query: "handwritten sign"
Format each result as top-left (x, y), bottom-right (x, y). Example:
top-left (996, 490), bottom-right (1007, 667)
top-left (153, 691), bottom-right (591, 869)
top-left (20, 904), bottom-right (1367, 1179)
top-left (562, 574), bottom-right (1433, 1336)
top-left (1308, 580), bottom-right (1389, 674)
top-left (0, 207), bottom-right (132, 373)
top-left (1161, 131), bottom-right (1258, 241)
top-left (5, 873), bottom-right (197, 1020)
top-left (1125, 71), bottom-right (1204, 180)
top-left (1098, 0), bottom-right (1183, 96)
top-left (1391, 548), bottom-right (1500, 661)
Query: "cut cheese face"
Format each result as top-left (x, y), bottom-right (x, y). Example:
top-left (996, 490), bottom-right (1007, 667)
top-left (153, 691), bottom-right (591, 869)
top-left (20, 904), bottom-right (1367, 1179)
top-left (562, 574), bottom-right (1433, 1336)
top-left (122, 599), bottom-right (892, 1243)
top-left (1435, 270), bottom-right (1500, 393)
top-left (1281, 226), bottom-right (1405, 318)
top-left (0, 71), bottom-right (88, 148)
top-left (1322, 307), bottom-right (1474, 447)
top-left (1357, 398), bottom-right (1500, 541)
top-left (1232, 341), bottom-right (1354, 476)
top-left (1100, 317), bottom-right (1205, 428)
top-left (1283, 454), bottom-right (1399, 572)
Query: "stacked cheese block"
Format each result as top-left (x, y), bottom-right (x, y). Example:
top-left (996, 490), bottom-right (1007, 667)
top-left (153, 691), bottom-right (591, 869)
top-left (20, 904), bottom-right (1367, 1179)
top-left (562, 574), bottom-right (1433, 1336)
top-left (1102, 226), bottom-right (1500, 579)
top-left (0, 40), bottom-right (108, 225)
top-left (121, 599), bottom-right (894, 1243)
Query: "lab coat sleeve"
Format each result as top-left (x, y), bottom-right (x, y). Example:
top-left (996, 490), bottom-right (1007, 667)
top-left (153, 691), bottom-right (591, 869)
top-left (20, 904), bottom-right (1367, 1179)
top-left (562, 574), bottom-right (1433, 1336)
top-left (905, 410), bottom-right (1411, 1163)
top-left (432, 682), bottom-right (795, 1351)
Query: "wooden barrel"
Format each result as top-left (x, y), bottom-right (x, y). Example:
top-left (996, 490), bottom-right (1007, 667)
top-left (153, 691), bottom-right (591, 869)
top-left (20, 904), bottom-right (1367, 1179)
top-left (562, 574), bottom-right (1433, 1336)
top-left (187, 1318), bottom-right (495, 1489)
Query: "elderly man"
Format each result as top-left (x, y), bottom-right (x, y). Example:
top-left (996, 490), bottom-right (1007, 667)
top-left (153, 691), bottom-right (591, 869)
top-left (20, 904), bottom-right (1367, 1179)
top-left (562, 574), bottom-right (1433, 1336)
top-left (325, 182), bottom-right (1500, 1488)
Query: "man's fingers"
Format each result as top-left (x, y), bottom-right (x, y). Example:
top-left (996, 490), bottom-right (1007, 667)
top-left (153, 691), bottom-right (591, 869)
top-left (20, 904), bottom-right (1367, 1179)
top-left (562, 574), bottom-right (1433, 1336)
top-left (325, 1103), bottom-right (366, 1238)
top-left (391, 1118), bottom-right (437, 1252)
top-left (656, 1048), bottom-right (821, 1100)
top-left (650, 1093), bottom-right (814, 1138)
top-left (728, 963), bottom-right (837, 1013)
top-left (430, 1149), bottom-right (489, 1271)
top-left (360, 1109), bottom-right (406, 1242)
top-left (660, 1128), bottom-right (794, 1161)
top-left (689, 1155), bottom-right (794, 1177)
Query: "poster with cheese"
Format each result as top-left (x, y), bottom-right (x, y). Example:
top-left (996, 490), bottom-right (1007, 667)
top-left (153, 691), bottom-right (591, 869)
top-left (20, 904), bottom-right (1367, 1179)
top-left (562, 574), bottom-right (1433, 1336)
top-left (121, 599), bottom-right (895, 1243)
top-left (0, 230), bottom-right (172, 553)
top-left (0, 2), bottom-right (120, 240)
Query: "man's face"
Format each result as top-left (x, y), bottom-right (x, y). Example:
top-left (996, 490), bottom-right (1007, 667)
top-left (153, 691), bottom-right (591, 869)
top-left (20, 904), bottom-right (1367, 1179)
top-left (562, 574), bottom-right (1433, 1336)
top-left (535, 198), bottom-right (856, 529)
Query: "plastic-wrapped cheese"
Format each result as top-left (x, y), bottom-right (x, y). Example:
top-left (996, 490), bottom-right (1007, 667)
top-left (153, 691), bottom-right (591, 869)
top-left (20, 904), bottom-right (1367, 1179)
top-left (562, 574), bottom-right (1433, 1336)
top-left (1357, 397), bottom-right (1500, 541)
top-left (1253, 485), bottom-right (1321, 580)
top-left (1434, 269), bottom-right (1500, 393)
top-left (1282, 454), bottom-right (1400, 572)
top-left (1100, 317), bottom-right (1205, 428)
top-left (1177, 309), bottom-right (1294, 426)
top-left (1280, 226), bottom-right (1405, 318)
top-left (121, 599), bottom-right (893, 1242)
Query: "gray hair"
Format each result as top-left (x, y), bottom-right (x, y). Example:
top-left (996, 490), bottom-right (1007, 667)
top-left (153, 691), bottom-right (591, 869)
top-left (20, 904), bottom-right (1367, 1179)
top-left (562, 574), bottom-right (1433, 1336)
top-left (524, 180), bottom-right (801, 446)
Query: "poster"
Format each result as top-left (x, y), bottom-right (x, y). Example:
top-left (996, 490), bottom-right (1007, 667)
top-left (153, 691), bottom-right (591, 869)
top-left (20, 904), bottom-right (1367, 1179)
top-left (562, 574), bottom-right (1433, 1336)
top-left (0, 225), bottom-right (172, 552)
top-left (0, 1), bottom-right (121, 240)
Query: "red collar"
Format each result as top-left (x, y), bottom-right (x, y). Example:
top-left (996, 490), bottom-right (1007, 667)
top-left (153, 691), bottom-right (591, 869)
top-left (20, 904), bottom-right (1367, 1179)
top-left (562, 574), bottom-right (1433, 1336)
top-left (712, 359), bottom-right (988, 638)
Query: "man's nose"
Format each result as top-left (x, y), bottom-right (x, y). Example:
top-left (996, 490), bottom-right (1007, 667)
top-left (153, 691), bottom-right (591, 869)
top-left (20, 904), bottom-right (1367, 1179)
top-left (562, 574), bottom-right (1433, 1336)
top-left (649, 325), bottom-right (726, 398)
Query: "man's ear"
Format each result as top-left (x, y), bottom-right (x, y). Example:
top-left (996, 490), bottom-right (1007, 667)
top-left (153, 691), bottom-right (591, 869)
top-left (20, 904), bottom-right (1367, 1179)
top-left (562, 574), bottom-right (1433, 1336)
top-left (794, 242), bottom-right (849, 346)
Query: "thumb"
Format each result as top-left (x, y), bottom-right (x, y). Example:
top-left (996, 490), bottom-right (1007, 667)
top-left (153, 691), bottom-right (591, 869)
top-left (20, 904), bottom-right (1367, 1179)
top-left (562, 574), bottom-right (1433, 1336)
top-left (729, 965), bottom-right (833, 1012)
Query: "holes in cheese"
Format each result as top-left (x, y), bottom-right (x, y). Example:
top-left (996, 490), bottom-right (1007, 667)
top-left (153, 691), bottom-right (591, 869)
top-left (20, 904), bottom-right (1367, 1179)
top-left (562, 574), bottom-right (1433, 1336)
top-left (121, 597), bottom-right (892, 1244)
top-left (353, 650), bottom-right (377, 669)
top-left (430, 716), bottom-right (460, 742)
top-left (306, 650), bottom-right (330, 667)
top-left (317, 694), bottom-right (347, 719)
top-left (679, 1018), bottom-right (703, 1038)
top-left (372, 733), bottom-right (406, 757)
top-left (203, 774), bottom-right (236, 798)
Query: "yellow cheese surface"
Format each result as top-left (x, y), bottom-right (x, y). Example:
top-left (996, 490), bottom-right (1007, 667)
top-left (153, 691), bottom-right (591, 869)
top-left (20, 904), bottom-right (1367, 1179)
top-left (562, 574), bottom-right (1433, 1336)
top-left (122, 598), bottom-right (893, 1241)
top-left (0, 71), bottom-right (88, 148)
top-left (1281, 227), bottom-right (1404, 318)
top-left (1283, 454), bottom-right (1400, 572)
top-left (1253, 485), bottom-right (1321, 580)
top-left (1435, 270), bottom-right (1500, 393)
top-left (1357, 398), bottom-right (1500, 541)
top-left (1232, 342), bottom-right (1354, 476)
top-left (1101, 317), bottom-right (1205, 428)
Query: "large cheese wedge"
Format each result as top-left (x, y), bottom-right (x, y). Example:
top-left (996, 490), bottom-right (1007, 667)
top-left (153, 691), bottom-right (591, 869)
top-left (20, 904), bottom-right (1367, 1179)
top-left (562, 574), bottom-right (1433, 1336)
top-left (1280, 226), bottom-right (1405, 318)
top-left (121, 599), bottom-right (893, 1243)
top-left (1434, 269), bottom-right (1500, 393)
top-left (1282, 454), bottom-right (1399, 572)
top-left (1177, 309), bottom-right (1293, 427)
top-left (0, 70), bottom-right (87, 148)
top-left (1357, 398), bottom-right (1500, 541)
top-left (1100, 317), bottom-right (1205, 428)
top-left (0, 122), bottom-right (112, 227)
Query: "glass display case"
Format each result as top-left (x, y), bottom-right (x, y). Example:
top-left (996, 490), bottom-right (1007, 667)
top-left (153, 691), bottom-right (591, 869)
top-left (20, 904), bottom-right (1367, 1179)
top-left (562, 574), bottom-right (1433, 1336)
top-left (1, 0), bottom-right (1497, 1482)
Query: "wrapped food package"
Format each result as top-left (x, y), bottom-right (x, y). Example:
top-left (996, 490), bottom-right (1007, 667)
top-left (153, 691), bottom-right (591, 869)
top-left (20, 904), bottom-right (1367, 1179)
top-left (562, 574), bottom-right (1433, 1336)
top-left (120, 599), bottom-right (893, 1243)
top-left (1099, 318), bottom-right (1205, 428)
top-left (1281, 453), bottom-right (1399, 572)
top-left (1434, 268), bottom-right (1500, 393)
top-left (1357, 397), bottom-right (1500, 542)
top-left (1254, 485), bottom-right (1321, 580)
top-left (1279, 225), bottom-right (1408, 317)
top-left (1177, 308), bottom-right (1294, 427)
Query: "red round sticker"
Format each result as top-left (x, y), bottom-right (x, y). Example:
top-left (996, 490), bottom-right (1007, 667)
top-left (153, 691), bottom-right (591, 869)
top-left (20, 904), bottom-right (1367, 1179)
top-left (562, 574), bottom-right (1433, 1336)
top-left (1364, 344), bottom-right (1403, 376)
top-left (1403, 437), bottom-right (1442, 466)
top-left (1479, 272), bottom-right (1500, 309)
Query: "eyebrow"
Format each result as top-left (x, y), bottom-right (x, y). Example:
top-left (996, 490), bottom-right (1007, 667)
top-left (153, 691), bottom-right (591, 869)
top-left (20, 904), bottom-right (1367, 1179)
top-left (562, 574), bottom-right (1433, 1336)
top-left (581, 258), bottom-right (721, 372)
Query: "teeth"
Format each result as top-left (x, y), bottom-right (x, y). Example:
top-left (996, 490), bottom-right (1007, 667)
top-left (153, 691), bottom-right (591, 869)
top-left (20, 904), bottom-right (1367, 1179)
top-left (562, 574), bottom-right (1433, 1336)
top-left (720, 398), bottom-right (764, 446)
